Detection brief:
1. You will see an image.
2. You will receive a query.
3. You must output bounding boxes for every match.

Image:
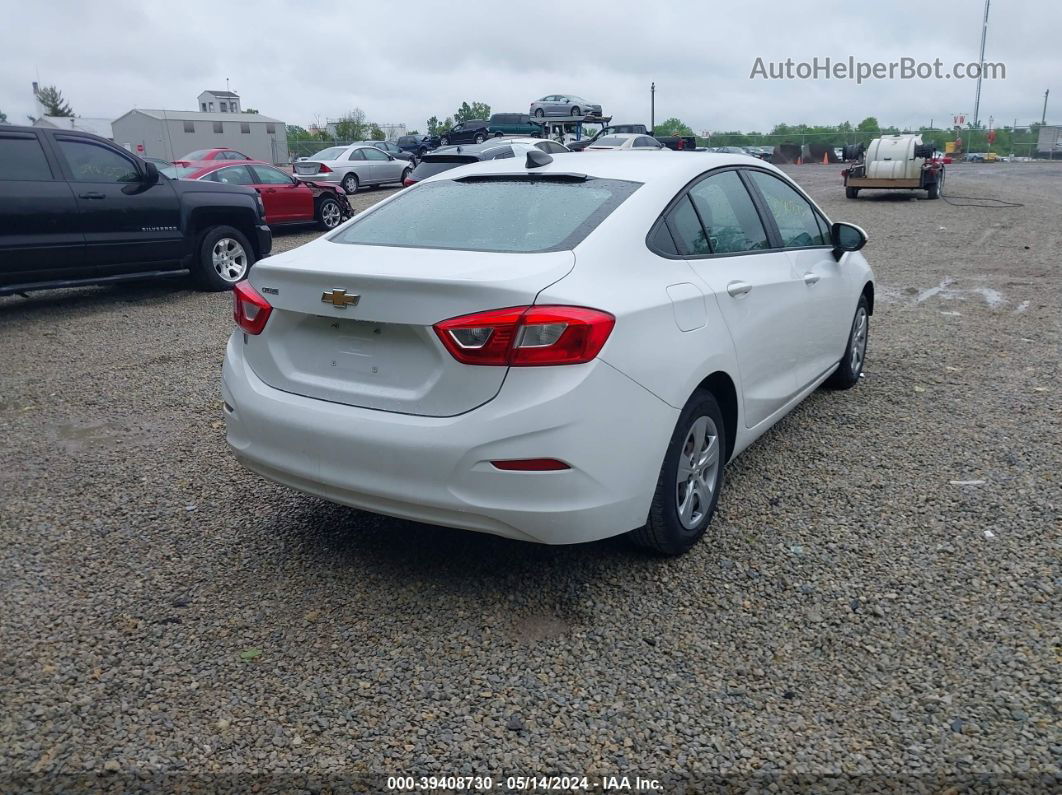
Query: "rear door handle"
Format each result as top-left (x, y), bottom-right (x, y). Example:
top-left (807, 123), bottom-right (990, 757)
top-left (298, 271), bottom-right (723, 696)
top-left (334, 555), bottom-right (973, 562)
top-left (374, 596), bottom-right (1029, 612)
top-left (726, 280), bottom-right (752, 298)
top-left (78, 192), bottom-right (105, 200)
top-left (803, 272), bottom-right (821, 285)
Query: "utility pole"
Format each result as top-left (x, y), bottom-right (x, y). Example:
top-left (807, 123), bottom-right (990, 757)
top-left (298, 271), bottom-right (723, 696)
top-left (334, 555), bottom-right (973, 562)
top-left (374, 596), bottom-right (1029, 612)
top-left (972, 0), bottom-right (991, 133)
top-left (650, 82), bottom-right (656, 133)
top-left (1043, 89), bottom-right (1050, 125)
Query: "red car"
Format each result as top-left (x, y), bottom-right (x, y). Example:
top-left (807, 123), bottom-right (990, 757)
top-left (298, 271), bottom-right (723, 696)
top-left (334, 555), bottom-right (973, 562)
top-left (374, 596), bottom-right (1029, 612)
top-left (163, 161), bottom-right (351, 230)
top-left (173, 147), bottom-right (253, 166)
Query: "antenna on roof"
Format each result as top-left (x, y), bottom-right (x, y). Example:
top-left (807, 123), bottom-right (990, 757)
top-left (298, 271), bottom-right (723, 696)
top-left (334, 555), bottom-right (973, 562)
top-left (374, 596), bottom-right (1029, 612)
top-left (525, 149), bottom-right (552, 168)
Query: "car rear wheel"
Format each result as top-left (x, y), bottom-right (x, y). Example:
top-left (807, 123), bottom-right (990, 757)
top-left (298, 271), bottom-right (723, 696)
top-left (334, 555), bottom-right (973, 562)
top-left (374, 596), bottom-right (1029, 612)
top-left (630, 389), bottom-right (726, 556)
top-left (474, 134), bottom-right (486, 144)
top-left (845, 187), bottom-right (859, 199)
top-left (316, 197), bottom-right (342, 231)
top-left (824, 295), bottom-right (869, 389)
top-left (195, 225), bottom-right (254, 291)
top-left (400, 167), bottom-right (411, 185)
top-left (341, 173), bottom-right (359, 194)
top-left (534, 109), bottom-right (544, 118)
top-left (440, 137), bottom-right (449, 146)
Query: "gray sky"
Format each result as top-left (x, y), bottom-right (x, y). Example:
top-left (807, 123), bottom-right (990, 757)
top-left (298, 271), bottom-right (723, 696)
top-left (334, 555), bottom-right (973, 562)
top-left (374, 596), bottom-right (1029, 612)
top-left (1, 0), bottom-right (1056, 133)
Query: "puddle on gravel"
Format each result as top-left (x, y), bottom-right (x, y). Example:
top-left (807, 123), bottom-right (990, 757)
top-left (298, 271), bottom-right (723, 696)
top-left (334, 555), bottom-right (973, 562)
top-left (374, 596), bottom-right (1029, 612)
top-left (50, 418), bottom-right (169, 453)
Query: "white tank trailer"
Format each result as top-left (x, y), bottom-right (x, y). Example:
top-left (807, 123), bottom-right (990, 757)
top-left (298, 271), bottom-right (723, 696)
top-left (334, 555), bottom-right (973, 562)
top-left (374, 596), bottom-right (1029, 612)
top-left (842, 134), bottom-right (945, 199)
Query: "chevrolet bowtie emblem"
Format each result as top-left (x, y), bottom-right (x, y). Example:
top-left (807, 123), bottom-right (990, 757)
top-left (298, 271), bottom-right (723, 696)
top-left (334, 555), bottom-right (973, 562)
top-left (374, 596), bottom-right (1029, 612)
top-left (321, 288), bottom-right (360, 308)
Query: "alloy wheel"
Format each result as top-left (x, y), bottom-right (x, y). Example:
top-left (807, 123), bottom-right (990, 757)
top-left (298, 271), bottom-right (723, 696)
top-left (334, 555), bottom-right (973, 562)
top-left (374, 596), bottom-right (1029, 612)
top-left (211, 238), bottom-right (248, 283)
top-left (850, 306), bottom-right (868, 374)
top-left (320, 201), bottom-right (341, 229)
top-left (675, 415), bottom-right (720, 530)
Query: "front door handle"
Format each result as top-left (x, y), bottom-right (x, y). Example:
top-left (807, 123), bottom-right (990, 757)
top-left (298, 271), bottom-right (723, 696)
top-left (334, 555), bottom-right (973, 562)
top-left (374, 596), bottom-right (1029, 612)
top-left (803, 272), bottom-right (821, 285)
top-left (726, 280), bottom-right (752, 298)
top-left (78, 192), bottom-right (105, 200)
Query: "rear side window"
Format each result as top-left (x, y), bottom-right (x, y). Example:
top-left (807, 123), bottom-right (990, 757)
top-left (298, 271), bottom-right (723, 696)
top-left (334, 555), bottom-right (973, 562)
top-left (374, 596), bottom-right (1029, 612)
top-left (688, 171), bottom-right (769, 253)
top-left (746, 171), bottom-right (828, 247)
top-left (593, 136), bottom-right (627, 148)
top-left (333, 177), bottom-right (640, 253)
top-left (667, 196), bottom-right (710, 255)
top-left (57, 139), bottom-right (139, 183)
top-left (0, 135), bottom-right (53, 180)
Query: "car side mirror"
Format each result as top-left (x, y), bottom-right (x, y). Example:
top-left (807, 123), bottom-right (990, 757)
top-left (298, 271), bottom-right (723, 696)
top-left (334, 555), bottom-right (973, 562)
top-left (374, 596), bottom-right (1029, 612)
top-left (831, 222), bottom-right (867, 260)
top-left (142, 160), bottom-right (159, 186)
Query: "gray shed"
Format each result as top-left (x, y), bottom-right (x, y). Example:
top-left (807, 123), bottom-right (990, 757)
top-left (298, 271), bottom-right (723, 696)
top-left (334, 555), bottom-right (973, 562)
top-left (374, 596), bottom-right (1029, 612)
top-left (112, 109), bottom-right (288, 164)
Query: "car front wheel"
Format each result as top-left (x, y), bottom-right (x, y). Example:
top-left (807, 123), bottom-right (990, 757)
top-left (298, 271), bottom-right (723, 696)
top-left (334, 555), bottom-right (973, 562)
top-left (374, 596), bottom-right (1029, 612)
top-left (440, 137), bottom-right (449, 146)
top-left (533, 108), bottom-right (544, 117)
top-left (570, 106), bottom-right (581, 116)
top-left (316, 197), bottom-right (342, 230)
top-left (630, 389), bottom-right (726, 555)
top-left (825, 295), bottom-right (869, 389)
top-left (195, 225), bottom-right (254, 291)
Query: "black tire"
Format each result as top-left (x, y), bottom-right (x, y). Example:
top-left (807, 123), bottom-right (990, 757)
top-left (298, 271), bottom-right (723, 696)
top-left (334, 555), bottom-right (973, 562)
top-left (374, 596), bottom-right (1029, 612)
top-left (845, 187), bottom-right (859, 199)
top-left (399, 167), bottom-right (411, 185)
top-left (316, 197), bottom-right (342, 231)
top-left (570, 106), bottom-right (581, 117)
top-left (440, 136), bottom-right (449, 146)
top-left (341, 173), bottom-right (359, 194)
top-left (629, 390), bottom-right (726, 556)
top-left (474, 134), bottom-right (486, 144)
top-left (926, 176), bottom-right (941, 199)
top-left (534, 108), bottom-right (544, 118)
top-left (494, 131), bottom-right (503, 138)
top-left (194, 225), bottom-right (255, 291)
top-left (824, 295), bottom-right (869, 390)
top-left (417, 147), bottom-right (427, 157)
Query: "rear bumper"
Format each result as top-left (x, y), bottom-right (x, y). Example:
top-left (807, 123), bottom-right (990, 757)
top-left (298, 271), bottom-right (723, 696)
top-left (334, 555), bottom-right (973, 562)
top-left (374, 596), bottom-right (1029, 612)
top-left (221, 335), bottom-right (678, 544)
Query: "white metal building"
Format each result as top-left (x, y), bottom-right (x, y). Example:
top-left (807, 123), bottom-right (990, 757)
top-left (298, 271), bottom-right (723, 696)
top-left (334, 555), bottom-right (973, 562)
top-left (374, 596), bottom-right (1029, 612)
top-left (112, 109), bottom-right (288, 164)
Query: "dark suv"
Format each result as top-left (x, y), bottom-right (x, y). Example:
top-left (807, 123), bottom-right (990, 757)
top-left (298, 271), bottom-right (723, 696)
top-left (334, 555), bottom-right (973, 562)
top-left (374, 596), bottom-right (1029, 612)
top-left (438, 120), bottom-right (490, 146)
top-left (0, 125), bottom-right (272, 296)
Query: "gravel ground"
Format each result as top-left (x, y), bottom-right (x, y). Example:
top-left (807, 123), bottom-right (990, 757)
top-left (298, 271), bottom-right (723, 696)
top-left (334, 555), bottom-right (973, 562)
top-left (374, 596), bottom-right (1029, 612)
top-left (1, 166), bottom-right (1059, 791)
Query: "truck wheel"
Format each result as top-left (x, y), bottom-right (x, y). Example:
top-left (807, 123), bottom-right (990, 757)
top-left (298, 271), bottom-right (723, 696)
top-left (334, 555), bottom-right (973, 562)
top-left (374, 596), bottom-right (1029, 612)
top-left (845, 187), bottom-right (859, 199)
top-left (195, 226), bottom-right (254, 291)
top-left (926, 178), bottom-right (941, 199)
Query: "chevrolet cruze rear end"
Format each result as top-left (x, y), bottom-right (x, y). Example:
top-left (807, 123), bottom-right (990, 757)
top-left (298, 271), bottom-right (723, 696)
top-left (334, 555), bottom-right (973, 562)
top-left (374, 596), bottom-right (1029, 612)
top-left (222, 152), bottom-right (874, 554)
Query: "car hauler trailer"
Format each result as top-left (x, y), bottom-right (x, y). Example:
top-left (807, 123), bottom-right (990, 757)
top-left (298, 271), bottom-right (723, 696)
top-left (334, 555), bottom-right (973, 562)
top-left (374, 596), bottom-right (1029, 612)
top-left (842, 134), bottom-right (945, 199)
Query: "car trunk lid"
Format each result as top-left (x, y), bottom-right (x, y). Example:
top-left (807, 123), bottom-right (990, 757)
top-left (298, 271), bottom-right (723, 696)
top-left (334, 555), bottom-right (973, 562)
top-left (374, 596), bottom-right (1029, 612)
top-left (243, 242), bottom-right (575, 417)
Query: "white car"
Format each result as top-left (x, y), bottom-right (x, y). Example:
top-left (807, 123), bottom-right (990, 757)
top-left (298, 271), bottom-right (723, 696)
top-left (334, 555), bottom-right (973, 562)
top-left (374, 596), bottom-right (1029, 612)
top-left (587, 133), bottom-right (666, 151)
top-left (292, 144), bottom-right (411, 194)
top-left (223, 152), bottom-right (874, 555)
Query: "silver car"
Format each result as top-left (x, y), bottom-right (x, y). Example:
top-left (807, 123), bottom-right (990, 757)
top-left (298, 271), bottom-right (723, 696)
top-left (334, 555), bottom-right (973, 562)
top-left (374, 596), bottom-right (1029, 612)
top-left (529, 94), bottom-right (603, 118)
top-left (292, 144), bottom-right (412, 194)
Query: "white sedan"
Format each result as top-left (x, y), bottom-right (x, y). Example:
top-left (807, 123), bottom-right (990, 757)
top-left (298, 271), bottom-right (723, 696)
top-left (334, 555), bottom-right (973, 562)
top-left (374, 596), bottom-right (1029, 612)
top-left (587, 133), bottom-right (667, 151)
top-left (293, 144), bottom-right (411, 194)
top-left (223, 152), bottom-right (874, 555)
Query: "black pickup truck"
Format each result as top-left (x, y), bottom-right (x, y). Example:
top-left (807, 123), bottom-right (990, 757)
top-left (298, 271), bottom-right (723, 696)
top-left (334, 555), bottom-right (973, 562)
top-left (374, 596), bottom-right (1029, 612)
top-left (0, 125), bottom-right (272, 296)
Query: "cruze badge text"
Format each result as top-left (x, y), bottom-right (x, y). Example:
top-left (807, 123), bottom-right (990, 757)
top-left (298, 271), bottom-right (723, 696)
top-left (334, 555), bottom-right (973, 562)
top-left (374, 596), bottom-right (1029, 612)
top-left (321, 289), bottom-right (360, 308)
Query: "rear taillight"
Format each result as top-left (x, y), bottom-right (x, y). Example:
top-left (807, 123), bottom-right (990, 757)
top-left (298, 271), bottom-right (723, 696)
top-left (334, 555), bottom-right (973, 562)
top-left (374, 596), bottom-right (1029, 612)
top-left (402, 176), bottom-right (416, 187)
top-left (318, 164), bottom-right (332, 173)
top-left (433, 306), bottom-right (614, 366)
top-left (232, 281), bottom-right (272, 335)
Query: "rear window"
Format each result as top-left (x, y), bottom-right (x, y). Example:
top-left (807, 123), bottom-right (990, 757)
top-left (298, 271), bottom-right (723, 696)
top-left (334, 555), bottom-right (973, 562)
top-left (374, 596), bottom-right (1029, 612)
top-left (410, 158), bottom-right (475, 180)
top-left (310, 147), bottom-right (346, 160)
top-left (0, 135), bottom-right (53, 180)
top-left (160, 166), bottom-right (202, 179)
top-left (181, 150), bottom-right (210, 161)
top-left (333, 177), bottom-right (640, 253)
top-left (591, 136), bottom-right (627, 147)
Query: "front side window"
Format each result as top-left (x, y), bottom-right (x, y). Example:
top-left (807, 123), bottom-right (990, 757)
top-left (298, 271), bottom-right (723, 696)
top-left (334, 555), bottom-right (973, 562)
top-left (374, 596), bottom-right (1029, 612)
top-left (362, 147), bottom-right (388, 161)
top-left (0, 135), bottom-right (54, 180)
top-left (687, 171), bottom-right (769, 253)
top-left (746, 171), bottom-right (828, 247)
top-left (57, 139), bottom-right (139, 182)
top-left (333, 177), bottom-right (640, 253)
